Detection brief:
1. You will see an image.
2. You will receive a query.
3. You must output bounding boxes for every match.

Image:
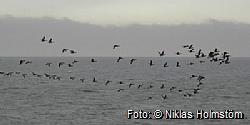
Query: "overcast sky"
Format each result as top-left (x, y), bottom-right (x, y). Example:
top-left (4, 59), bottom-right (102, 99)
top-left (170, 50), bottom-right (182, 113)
top-left (0, 0), bottom-right (249, 57)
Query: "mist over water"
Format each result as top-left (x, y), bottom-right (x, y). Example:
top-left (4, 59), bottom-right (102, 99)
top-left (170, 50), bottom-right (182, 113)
top-left (0, 57), bottom-right (249, 124)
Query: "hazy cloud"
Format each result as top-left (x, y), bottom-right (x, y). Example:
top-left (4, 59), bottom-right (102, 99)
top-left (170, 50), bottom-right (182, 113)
top-left (0, 16), bottom-right (249, 57)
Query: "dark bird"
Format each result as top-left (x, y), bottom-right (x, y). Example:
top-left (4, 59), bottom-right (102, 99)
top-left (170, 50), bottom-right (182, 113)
top-left (161, 95), bottom-right (168, 99)
top-left (170, 86), bottom-right (176, 90)
top-left (189, 49), bottom-right (195, 53)
top-left (105, 80), bottom-right (112, 85)
top-left (147, 85), bottom-right (154, 89)
top-left (44, 73), bottom-right (50, 77)
top-left (160, 84), bottom-right (165, 89)
top-left (72, 60), bottom-right (79, 64)
top-left (56, 77), bottom-right (61, 81)
top-left (163, 62), bottom-right (169, 67)
top-left (176, 52), bottom-right (182, 55)
top-left (130, 58), bottom-right (137, 64)
top-left (197, 75), bottom-right (205, 81)
top-left (117, 57), bottom-right (124, 62)
top-left (80, 78), bottom-right (85, 83)
top-left (199, 60), bottom-right (205, 63)
top-left (48, 38), bottom-right (54, 43)
top-left (68, 64), bottom-right (73, 67)
top-left (93, 77), bottom-right (97, 82)
top-left (113, 44), bottom-right (120, 49)
top-left (32, 72), bottom-right (37, 76)
top-left (25, 61), bottom-right (32, 64)
top-left (62, 49), bottom-right (68, 53)
top-left (41, 36), bottom-right (47, 42)
top-left (176, 62), bottom-right (180, 67)
top-left (119, 81), bottom-right (124, 84)
top-left (138, 84), bottom-right (143, 89)
top-left (91, 58), bottom-right (97, 62)
top-left (149, 60), bottom-right (154, 66)
top-left (188, 44), bottom-right (194, 49)
top-left (214, 48), bottom-right (219, 53)
top-left (190, 74), bottom-right (198, 79)
top-left (69, 77), bottom-right (75, 80)
top-left (22, 74), bottom-right (27, 78)
top-left (129, 83), bottom-right (134, 88)
top-left (118, 89), bottom-right (124, 92)
top-left (158, 50), bottom-right (165, 56)
top-left (187, 62), bottom-right (195, 65)
top-left (20, 60), bottom-right (25, 65)
top-left (147, 97), bottom-right (152, 100)
top-left (70, 50), bottom-right (77, 54)
top-left (46, 62), bottom-right (52, 67)
top-left (59, 62), bottom-right (65, 67)
top-left (183, 45), bottom-right (189, 48)
top-left (37, 75), bottom-right (42, 78)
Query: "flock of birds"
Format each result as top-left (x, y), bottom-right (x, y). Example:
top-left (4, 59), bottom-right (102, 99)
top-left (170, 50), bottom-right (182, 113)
top-left (0, 35), bottom-right (231, 100)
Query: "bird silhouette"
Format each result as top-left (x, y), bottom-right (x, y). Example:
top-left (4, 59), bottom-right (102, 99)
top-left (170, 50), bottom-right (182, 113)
top-left (113, 44), bottom-right (120, 49)
top-left (62, 49), bottom-right (68, 53)
top-left (163, 62), bottom-right (169, 67)
top-left (176, 52), bottom-right (182, 55)
top-left (48, 38), bottom-right (54, 43)
top-left (91, 58), bottom-right (97, 62)
top-left (80, 78), bottom-right (85, 83)
top-left (41, 36), bottom-right (47, 42)
top-left (161, 95), bottom-right (168, 99)
top-left (117, 57), bottom-right (124, 62)
top-left (70, 50), bottom-right (77, 54)
top-left (58, 62), bottom-right (65, 67)
top-left (149, 60), bottom-right (154, 66)
top-left (46, 62), bottom-right (52, 67)
top-left (176, 62), bottom-right (180, 67)
top-left (19, 60), bottom-right (25, 65)
top-left (130, 58), bottom-right (137, 64)
top-left (158, 50), bottom-right (165, 56)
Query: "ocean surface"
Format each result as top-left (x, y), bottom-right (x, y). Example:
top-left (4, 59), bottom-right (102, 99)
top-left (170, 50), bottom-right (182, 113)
top-left (0, 57), bottom-right (249, 125)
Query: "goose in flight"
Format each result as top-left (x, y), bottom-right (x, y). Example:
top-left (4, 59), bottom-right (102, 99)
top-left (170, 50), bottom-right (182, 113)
top-left (70, 50), bottom-right (77, 54)
top-left (176, 62), bottom-right (180, 67)
top-left (129, 83), bottom-right (134, 88)
top-left (176, 52), bottom-right (182, 55)
top-left (130, 58), bottom-right (137, 64)
top-left (19, 60), bottom-right (25, 65)
top-left (41, 36), bottom-right (47, 42)
top-left (147, 97), bottom-right (152, 100)
top-left (163, 62), bottom-right (169, 67)
top-left (80, 78), bottom-right (85, 83)
top-left (62, 49), bottom-right (68, 53)
top-left (138, 84), bottom-right (143, 89)
top-left (161, 95), bottom-right (168, 99)
top-left (69, 77), bottom-right (75, 80)
top-left (91, 58), bottom-right (97, 62)
top-left (113, 44), bottom-right (120, 49)
top-left (105, 80), bottom-right (112, 85)
top-left (48, 38), bottom-right (54, 43)
top-left (117, 57), bottom-right (124, 62)
top-left (117, 89), bottom-right (124, 92)
top-left (46, 62), bottom-right (52, 67)
top-left (72, 60), bottom-right (79, 64)
top-left (158, 50), bottom-right (165, 56)
top-left (25, 61), bottom-right (32, 64)
top-left (160, 84), bottom-right (165, 89)
top-left (22, 74), bottom-right (27, 78)
top-left (58, 62), bottom-right (65, 67)
top-left (93, 77), bottom-right (97, 82)
top-left (149, 60), bottom-right (154, 66)
top-left (68, 64), bottom-right (73, 67)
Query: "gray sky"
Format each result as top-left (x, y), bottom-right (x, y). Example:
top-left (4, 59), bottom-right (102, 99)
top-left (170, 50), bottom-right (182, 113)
top-left (0, 1), bottom-right (249, 57)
